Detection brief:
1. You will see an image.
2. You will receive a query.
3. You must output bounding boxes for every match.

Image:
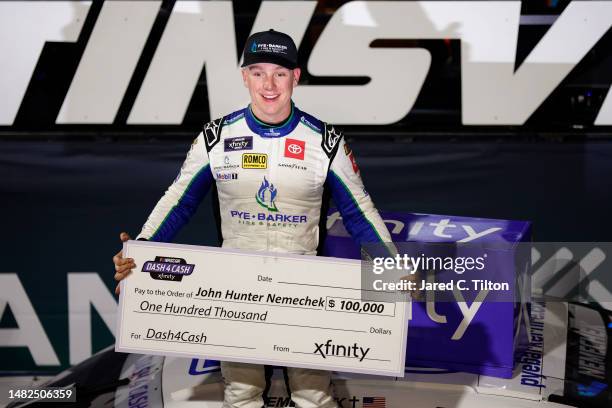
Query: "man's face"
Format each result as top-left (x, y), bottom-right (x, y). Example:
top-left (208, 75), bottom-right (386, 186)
top-left (242, 63), bottom-right (301, 124)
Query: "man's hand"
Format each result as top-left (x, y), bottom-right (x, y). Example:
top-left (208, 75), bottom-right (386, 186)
top-left (113, 232), bottom-right (135, 295)
top-left (400, 272), bottom-right (423, 301)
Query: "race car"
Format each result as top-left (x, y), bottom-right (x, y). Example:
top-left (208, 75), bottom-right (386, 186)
top-left (7, 301), bottom-right (610, 408)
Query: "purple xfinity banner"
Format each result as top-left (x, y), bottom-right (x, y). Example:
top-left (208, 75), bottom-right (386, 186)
top-left (323, 210), bottom-right (532, 378)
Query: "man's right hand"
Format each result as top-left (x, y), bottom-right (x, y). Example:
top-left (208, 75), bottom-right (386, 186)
top-left (113, 232), bottom-right (135, 295)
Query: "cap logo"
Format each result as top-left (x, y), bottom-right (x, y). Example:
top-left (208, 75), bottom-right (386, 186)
top-left (254, 43), bottom-right (288, 55)
top-left (241, 30), bottom-right (297, 69)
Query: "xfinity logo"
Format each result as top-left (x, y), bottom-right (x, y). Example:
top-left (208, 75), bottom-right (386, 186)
top-left (2, 1), bottom-right (610, 126)
top-left (327, 211), bottom-right (503, 340)
top-left (313, 339), bottom-right (371, 362)
top-left (224, 136), bottom-right (253, 152)
top-left (327, 212), bottom-right (503, 243)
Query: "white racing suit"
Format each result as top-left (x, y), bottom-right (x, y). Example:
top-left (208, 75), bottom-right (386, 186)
top-left (137, 104), bottom-right (392, 408)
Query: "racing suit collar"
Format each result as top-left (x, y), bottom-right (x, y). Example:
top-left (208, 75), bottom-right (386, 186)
top-left (245, 102), bottom-right (300, 138)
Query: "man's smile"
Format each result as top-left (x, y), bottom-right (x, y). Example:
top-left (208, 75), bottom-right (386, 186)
top-left (262, 94), bottom-right (280, 101)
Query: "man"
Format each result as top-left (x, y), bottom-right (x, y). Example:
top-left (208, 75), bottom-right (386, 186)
top-left (113, 29), bottom-right (393, 408)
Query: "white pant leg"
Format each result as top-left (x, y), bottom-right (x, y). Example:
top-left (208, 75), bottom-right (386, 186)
top-left (286, 367), bottom-right (338, 408)
top-left (221, 361), bottom-right (266, 408)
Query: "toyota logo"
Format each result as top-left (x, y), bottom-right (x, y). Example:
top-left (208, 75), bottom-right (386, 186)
top-left (288, 144), bottom-right (302, 154)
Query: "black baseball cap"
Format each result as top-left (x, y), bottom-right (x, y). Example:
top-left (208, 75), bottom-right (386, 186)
top-left (241, 29), bottom-right (298, 69)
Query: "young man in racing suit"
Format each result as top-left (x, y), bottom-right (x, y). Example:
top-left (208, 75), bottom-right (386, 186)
top-left (113, 29), bottom-right (393, 408)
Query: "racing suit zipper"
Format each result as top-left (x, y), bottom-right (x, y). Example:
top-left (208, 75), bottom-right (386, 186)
top-left (266, 137), bottom-right (270, 252)
top-left (267, 137), bottom-right (279, 252)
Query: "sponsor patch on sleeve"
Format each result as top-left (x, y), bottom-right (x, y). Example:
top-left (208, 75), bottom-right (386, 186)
top-left (345, 144), bottom-right (359, 173)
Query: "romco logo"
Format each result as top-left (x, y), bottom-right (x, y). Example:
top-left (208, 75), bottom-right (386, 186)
top-left (242, 153), bottom-right (268, 169)
top-left (2, 1), bottom-right (610, 127)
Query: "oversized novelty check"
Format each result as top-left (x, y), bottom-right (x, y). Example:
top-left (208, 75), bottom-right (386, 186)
top-left (116, 241), bottom-right (409, 376)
